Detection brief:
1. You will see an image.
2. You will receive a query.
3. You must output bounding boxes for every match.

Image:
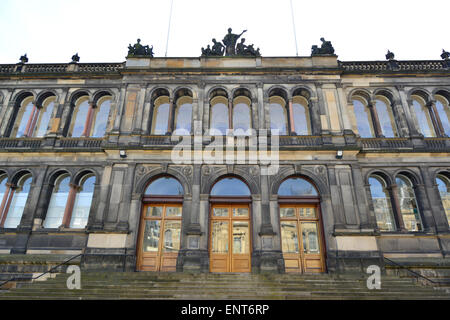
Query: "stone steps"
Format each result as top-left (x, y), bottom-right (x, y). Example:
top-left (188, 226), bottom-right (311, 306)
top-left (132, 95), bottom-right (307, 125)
top-left (1, 272), bottom-right (449, 300)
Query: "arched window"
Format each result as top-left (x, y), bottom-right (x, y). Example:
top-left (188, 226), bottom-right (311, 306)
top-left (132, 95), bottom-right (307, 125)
top-left (210, 96), bottom-right (229, 135)
top-left (352, 98), bottom-right (375, 138)
top-left (0, 174), bottom-right (32, 228)
top-left (396, 175), bottom-right (423, 232)
top-left (43, 173), bottom-right (95, 229)
top-left (269, 96), bottom-right (288, 135)
top-left (145, 176), bottom-right (184, 195)
top-left (435, 95), bottom-right (450, 136)
top-left (292, 96), bottom-right (311, 135)
top-left (278, 177), bottom-right (318, 196)
top-left (91, 97), bottom-right (111, 137)
top-left (34, 96), bottom-right (55, 137)
top-left (151, 96), bottom-right (170, 135)
top-left (139, 176), bottom-right (184, 271)
top-left (436, 174), bottom-right (450, 227)
top-left (375, 97), bottom-right (398, 137)
top-left (174, 96), bottom-right (192, 135)
top-left (43, 174), bottom-right (71, 228)
top-left (12, 97), bottom-right (34, 137)
top-left (69, 97), bottom-right (90, 137)
top-left (412, 96), bottom-right (435, 137)
top-left (70, 174), bottom-right (95, 228)
top-left (368, 175), bottom-right (396, 231)
top-left (233, 96), bottom-right (251, 135)
top-left (210, 177), bottom-right (250, 196)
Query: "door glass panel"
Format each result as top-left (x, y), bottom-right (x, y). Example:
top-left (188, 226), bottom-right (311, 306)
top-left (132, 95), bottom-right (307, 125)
top-left (302, 222), bottom-right (320, 254)
top-left (280, 207), bottom-right (295, 218)
top-left (163, 221), bottom-right (181, 252)
top-left (281, 221), bottom-right (299, 253)
top-left (232, 221), bottom-right (249, 254)
top-left (233, 207), bottom-right (248, 217)
top-left (299, 207), bottom-right (316, 218)
top-left (166, 206), bottom-right (182, 217)
top-left (146, 206), bottom-right (163, 218)
top-left (143, 220), bottom-right (160, 252)
top-left (213, 207), bottom-right (229, 217)
top-left (212, 221), bottom-right (228, 253)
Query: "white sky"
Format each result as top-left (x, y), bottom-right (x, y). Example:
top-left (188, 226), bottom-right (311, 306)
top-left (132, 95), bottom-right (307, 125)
top-left (0, 0), bottom-right (449, 63)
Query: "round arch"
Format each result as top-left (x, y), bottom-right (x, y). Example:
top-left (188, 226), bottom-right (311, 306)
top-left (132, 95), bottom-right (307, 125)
top-left (201, 169), bottom-right (260, 195)
top-left (135, 167), bottom-right (192, 196)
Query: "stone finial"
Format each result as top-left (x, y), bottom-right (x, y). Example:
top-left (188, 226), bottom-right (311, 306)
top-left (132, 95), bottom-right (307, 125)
top-left (71, 53), bottom-right (80, 64)
top-left (385, 50), bottom-right (395, 60)
top-left (19, 54), bottom-right (28, 64)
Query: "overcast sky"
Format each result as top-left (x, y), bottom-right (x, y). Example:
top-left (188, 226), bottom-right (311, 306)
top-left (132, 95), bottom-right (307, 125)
top-left (0, 0), bottom-right (449, 63)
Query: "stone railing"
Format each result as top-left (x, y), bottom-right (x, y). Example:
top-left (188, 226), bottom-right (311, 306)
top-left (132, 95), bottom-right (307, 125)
top-left (0, 63), bottom-right (124, 75)
top-left (423, 138), bottom-right (449, 150)
top-left (279, 136), bottom-right (322, 147)
top-left (340, 60), bottom-right (448, 73)
top-left (0, 138), bottom-right (42, 149)
top-left (359, 138), bottom-right (412, 150)
top-left (56, 138), bottom-right (104, 149)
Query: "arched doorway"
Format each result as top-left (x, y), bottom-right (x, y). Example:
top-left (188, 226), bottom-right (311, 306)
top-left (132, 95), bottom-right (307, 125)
top-left (137, 176), bottom-right (184, 271)
top-left (278, 177), bottom-right (326, 273)
top-left (209, 177), bottom-right (252, 273)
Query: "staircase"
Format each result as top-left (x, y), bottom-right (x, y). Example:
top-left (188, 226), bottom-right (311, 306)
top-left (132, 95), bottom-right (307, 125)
top-left (0, 272), bottom-right (449, 300)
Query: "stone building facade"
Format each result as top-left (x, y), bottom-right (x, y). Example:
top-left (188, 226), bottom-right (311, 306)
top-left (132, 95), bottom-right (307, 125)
top-left (0, 51), bottom-right (449, 274)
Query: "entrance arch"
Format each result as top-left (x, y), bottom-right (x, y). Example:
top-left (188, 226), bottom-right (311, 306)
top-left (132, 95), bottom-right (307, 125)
top-left (278, 176), bottom-right (326, 273)
top-left (209, 177), bottom-right (252, 273)
top-left (137, 176), bottom-right (184, 271)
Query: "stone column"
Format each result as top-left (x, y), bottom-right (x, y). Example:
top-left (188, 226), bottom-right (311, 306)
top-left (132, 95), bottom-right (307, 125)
top-left (351, 164), bottom-right (376, 230)
top-left (112, 87), bottom-right (126, 134)
top-left (327, 166), bottom-right (346, 230)
top-left (288, 98), bottom-right (295, 135)
top-left (257, 83), bottom-right (265, 130)
top-left (392, 99), bottom-right (410, 137)
top-left (368, 101), bottom-right (384, 137)
top-left (388, 184), bottom-right (406, 232)
top-left (309, 97), bottom-right (322, 136)
top-left (117, 164), bottom-right (136, 231)
top-left (0, 90), bottom-right (13, 137)
top-left (81, 102), bottom-right (95, 137)
top-left (397, 86), bottom-right (421, 138)
top-left (166, 98), bottom-right (175, 135)
top-left (428, 100), bottom-right (445, 137)
top-left (0, 101), bottom-right (16, 137)
top-left (413, 183), bottom-right (435, 233)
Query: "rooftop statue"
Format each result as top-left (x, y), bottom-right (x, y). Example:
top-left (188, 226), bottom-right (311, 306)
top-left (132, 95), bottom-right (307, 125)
top-left (311, 38), bottom-right (335, 55)
top-left (201, 28), bottom-right (260, 57)
top-left (386, 50), bottom-right (395, 60)
top-left (19, 54), bottom-right (28, 64)
top-left (127, 39), bottom-right (154, 57)
top-left (71, 53), bottom-right (80, 63)
top-left (441, 49), bottom-right (450, 60)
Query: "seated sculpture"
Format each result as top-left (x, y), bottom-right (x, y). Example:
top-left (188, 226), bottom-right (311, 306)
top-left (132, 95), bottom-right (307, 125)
top-left (311, 38), bottom-right (335, 55)
top-left (128, 39), bottom-right (154, 57)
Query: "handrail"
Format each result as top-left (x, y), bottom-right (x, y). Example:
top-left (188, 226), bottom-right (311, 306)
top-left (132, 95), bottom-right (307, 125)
top-left (0, 253), bottom-right (83, 288)
top-left (383, 256), bottom-right (447, 286)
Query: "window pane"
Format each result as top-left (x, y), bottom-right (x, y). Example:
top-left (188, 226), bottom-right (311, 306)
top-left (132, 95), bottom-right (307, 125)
top-left (281, 221), bottom-right (299, 253)
top-left (211, 103), bottom-right (228, 135)
top-left (353, 99), bottom-right (375, 138)
top-left (174, 103), bottom-right (192, 135)
top-left (91, 99), bottom-right (111, 137)
top-left (15, 101), bottom-right (34, 137)
top-left (146, 206), bottom-right (163, 218)
top-left (210, 178), bottom-right (250, 196)
top-left (0, 175), bottom-right (7, 202)
top-left (143, 220), bottom-right (160, 252)
top-left (166, 206), bottom-right (182, 217)
top-left (163, 221), bottom-right (181, 252)
top-left (396, 176), bottom-right (423, 231)
top-left (69, 176), bottom-right (95, 228)
top-left (292, 102), bottom-right (310, 135)
top-left (71, 100), bottom-right (89, 137)
top-left (213, 207), bottom-right (229, 217)
top-left (212, 221), bottom-right (228, 253)
top-left (145, 177), bottom-right (184, 195)
top-left (278, 178), bottom-right (318, 196)
top-left (299, 207), bottom-right (317, 218)
top-left (436, 100), bottom-right (450, 136)
top-left (233, 207), bottom-right (248, 217)
top-left (232, 221), bottom-right (249, 254)
top-left (302, 222), bottom-right (320, 254)
top-left (34, 101), bottom-right (54, 137)
top-left (233, 103), bottom-right (251, 135)
top-left (375, 99), bottom-right (397, 137)
top-left (152, 103), bottom-right (169, 135)
top-left (44, 175), bottom-right (70, 228)
top-left (413, 99), bottom-right (435, 137)
top-left (280, 207), bottom-right (295, 218)
top-left (369, 177), bottom-right (396, 231)
top-left (4, 176), bottom-right (32, 228)
top-left (436, 176), bottom-right (450, 227)
top-left (270, 103), bottom-right (287, 135)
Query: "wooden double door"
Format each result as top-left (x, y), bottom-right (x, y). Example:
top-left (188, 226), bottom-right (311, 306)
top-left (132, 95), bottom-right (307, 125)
top-left (137, 203), bottom-right (182, 271)
top-left (209, 204), bottom-right (251, 273)
top-left (280, 204), bottom-right (326, 273)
